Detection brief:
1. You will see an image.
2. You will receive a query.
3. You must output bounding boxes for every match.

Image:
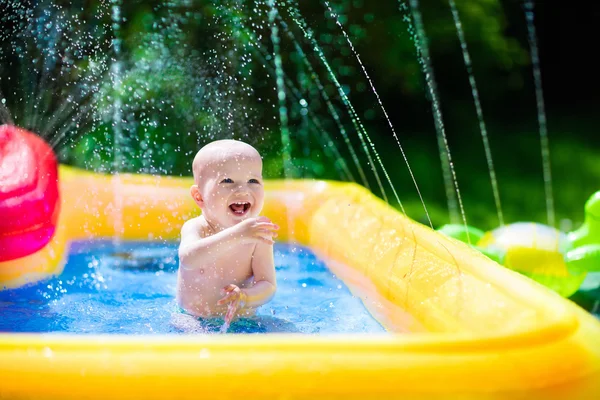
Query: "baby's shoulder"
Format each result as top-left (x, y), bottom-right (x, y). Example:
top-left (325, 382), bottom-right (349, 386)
top-left (181, 216), bottom-right (209, 239)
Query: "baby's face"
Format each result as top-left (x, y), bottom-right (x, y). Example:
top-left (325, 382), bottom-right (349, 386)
top-left (198, 154), bottom-right (265, 228)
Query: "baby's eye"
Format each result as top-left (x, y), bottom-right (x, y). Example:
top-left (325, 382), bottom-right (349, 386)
top-left (248, 179), bottom-right (260, 184)
top-left (220, 178), bottom-right (234, 184)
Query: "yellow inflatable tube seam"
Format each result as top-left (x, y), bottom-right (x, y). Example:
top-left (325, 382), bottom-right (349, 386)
top-left (0, 165), bottom-right (599, 399)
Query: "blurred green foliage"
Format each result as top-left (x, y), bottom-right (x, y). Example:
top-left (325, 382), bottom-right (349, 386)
top-left (3, 0), bottom-right (594, 231)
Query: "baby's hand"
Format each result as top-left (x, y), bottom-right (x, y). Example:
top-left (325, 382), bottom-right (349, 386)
top-left (234, 216), bottom-right (279, 245)
top-left (217, 284), bottom-right (248, 325)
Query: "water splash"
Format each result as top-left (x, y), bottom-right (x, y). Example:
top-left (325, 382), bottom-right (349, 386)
top-left (323, 1), bottom-right (432, 226)
top-left (0, 0), bottom-right (110, 153)
top-left (0, 92), bottom-right (11, 124)
top-left (110, 0), bottom-right (124, 245)
top-left (267, 0), bottom-right (294, 178)
top-left (448, 0), bottom-right (504, 227)
top-left (288, 6), bottom-right (391, 204)
top-left (524, 0), bottom-right (555, 227)
top-left (403, 0), bottom-right (469, 239)
top-left (280, 20), bottom-right (364, 185)
top-left (208, 3), bottom-right (355, 182)
top-left (265, 26), bottom-right (357, 181)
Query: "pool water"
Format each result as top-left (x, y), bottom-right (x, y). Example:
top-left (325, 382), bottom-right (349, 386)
top-left (0, 241), bottom-right (385, 334)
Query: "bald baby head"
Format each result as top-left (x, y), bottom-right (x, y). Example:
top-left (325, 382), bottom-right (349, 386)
top-left (192, 140), bottom-right (262, 187)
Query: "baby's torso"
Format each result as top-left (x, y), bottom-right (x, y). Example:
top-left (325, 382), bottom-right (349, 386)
top-left (177, 241), bottom-right (256, 317)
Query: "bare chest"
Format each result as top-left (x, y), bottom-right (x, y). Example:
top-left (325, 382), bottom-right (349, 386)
top-left (210, 244), bottom-right (255, 280)
top-left (180, 243), bottom-right (256, 286)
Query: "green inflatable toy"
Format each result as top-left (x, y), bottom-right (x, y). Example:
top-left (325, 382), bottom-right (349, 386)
top-left (437, 191), bottom-right (600, 297)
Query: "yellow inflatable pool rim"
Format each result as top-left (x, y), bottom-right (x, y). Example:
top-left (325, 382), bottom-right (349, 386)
top-left (1, 165), bottom-right (599, 399)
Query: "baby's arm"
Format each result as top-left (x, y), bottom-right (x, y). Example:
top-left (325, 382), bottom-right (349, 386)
top-left (244, 241), bottom-right (277, 307)
top-left (179, 216), bottom-right (279, 270)
top-left (178, 218), bottom-right (239, 270)
top-left (217, 230), bottom-right (277, 324)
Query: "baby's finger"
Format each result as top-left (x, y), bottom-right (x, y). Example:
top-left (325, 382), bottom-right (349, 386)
top-left (224, 300), bottom-right (239, 324)
top-left (216, 297), bottom-right (230, 306)
top-left (255, 222), bottom-right (279, 230)
top-left (259, 232), bottom-right (277, 241)
top-left (257, 226), bottom-right (277, 233)
top-left (257, 229), bottom-right (278, 237)
top-left (222, 284), bottom-right (237, 293)
top-left (217, 292), bottom-right (236, 305)
top-left (260, 236), bottom-right (275, 245)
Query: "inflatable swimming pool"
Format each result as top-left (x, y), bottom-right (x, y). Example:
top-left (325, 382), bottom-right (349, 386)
top-left (1, 126), bottom-right (599, 399)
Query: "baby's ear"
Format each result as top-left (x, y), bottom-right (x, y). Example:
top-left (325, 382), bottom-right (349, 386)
top-left (190, 185), bottom-right (204, 207)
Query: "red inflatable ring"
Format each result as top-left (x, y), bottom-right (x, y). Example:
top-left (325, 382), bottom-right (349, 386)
top-left (0, 125), bottom-right (59, 261)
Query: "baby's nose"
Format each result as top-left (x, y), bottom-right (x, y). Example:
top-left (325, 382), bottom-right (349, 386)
top-left (235, 185), bottom-right (249, 194)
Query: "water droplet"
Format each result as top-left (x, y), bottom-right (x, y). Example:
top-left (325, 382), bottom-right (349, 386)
top-left (42, 347), bottom-right (53, 358)
top-left (199, 349), bottom-right (210, 359)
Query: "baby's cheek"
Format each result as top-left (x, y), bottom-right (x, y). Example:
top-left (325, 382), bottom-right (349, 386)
top-left (216, 190), bottom-right (228, 200)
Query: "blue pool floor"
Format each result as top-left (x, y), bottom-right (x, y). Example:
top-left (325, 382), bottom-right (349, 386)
top-left (0, 241), bottom-right (385, 334)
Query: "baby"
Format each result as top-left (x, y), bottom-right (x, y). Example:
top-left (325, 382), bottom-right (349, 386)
top-left (177, 140), bottom-right (279, 327)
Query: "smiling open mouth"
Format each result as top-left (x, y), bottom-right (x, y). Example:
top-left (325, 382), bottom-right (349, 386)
top-left (229, 201), bottom-right (251, 215)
